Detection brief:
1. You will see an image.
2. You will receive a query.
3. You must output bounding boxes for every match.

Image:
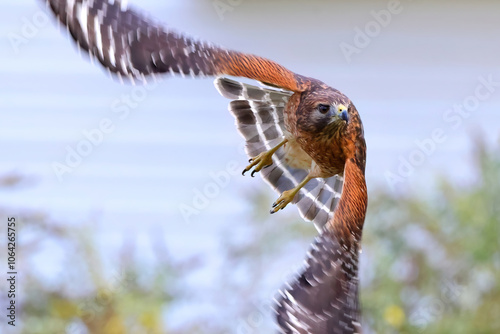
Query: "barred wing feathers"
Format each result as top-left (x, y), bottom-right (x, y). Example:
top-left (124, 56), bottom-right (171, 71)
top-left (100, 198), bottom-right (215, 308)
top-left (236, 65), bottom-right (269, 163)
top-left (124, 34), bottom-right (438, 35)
top-left (45, 0), bottom-right (222, 82)
top-left (275, 229), bottom-right (362, 334)
top-left (44, 0), bottom-right (302, 91)
top-left (44, 0), bottom-right (339, 228)
top-left (215, 78), bottom-right (343, 231)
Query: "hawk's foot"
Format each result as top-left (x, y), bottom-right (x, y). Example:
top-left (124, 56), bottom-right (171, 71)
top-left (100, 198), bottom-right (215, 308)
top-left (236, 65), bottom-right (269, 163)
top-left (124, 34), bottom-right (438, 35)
top-left (270, 174), bottom-right (314, 214)
top-left (242, 139), bottom-right (288, 177)
top-left (270, 188), bottom-right (299, 213)
top-left (242, 151), bottom-right (274, 177)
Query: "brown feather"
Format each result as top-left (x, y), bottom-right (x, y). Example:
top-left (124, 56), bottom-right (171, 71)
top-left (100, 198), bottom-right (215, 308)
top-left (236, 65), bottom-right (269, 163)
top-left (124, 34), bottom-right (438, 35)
top-left (216, 51), bottom-right (305, 92)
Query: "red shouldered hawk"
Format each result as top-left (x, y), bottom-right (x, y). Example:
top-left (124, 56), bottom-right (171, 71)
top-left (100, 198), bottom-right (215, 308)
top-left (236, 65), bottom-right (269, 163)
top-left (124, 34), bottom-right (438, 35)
top-left (43, 1), bottom-right (369, 332)
top-left (42, 0), bottom-right (364, 231)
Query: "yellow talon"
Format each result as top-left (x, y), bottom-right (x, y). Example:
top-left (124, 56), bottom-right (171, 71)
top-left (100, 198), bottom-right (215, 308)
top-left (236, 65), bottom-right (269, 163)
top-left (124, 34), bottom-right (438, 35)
top-left (242, 151), bottom-right (274, 177)
top-left (270, 174), bottom-right (314, 214)
top-left (270, 189), bottom-right (298, 213)
top-left (242, 139), bottom-right (288, 177)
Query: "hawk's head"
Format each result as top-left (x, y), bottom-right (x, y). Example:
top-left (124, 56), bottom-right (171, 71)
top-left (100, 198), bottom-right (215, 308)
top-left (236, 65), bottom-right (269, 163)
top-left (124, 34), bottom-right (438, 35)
top-left (297, 87), bottom-right (351, 137)
top-left (293, 81), bottom-right (365, 174)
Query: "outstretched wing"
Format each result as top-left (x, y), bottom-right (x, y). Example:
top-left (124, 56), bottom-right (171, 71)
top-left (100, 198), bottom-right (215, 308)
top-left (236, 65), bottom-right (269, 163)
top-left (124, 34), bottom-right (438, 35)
top-left (44, 0), bottom-right (341, 227)
top-left (275, 228), bottom-right (362, 334)
top-left (215, 78), bottom-right (343, 231)
top-left (43, 0), bottom-right (303, 91)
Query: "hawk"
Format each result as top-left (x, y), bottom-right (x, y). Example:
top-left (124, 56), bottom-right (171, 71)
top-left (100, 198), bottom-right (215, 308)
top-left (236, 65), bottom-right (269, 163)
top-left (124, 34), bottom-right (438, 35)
top-left (41, 0), bottom-right (362, 231)
top-left (43, 1), bottom-right (369, 332)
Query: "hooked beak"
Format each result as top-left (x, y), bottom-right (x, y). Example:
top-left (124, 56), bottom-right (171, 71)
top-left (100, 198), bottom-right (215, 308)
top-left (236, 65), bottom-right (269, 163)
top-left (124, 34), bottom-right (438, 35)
top-left (337, 104), bottom-right (349, 123)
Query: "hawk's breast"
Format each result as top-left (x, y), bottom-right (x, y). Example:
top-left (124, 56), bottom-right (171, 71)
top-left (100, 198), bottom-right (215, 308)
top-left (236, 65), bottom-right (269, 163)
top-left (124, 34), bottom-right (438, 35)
top-left (282, 135), bottom-right (312, 170)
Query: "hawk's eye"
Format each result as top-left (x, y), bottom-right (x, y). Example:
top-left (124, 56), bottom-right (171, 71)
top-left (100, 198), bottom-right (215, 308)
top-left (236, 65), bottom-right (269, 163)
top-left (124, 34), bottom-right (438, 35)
top-left (318, 104), bottom-right (330, 114)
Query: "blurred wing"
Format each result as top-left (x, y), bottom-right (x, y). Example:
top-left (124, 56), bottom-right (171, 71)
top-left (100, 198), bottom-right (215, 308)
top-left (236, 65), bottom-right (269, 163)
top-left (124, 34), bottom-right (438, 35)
top-left (275, 229), bottom-right (362, 334)
top-left (215, 78), bottom-right (343, 231)
top-left (43, 0), bottom-right (303, 91)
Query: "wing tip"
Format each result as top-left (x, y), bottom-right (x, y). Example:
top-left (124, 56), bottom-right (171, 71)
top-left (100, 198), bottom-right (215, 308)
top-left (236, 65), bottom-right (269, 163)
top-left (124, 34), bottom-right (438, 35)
top-left (214, 77), bottom-right (238, 99)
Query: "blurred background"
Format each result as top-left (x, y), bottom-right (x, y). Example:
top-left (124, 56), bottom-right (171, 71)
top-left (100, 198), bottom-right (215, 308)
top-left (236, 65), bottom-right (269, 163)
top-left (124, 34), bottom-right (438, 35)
top-left (0, 0), bottom-right (499, 333)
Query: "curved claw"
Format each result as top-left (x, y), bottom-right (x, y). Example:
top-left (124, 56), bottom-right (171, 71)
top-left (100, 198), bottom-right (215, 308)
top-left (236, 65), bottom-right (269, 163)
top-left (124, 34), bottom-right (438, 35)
top-left (271, 203), bottom-right (285, 213)
top-left (241, 151), bottom-right (274, 178)
top-left (270, 189), bottom-right (297, 213)
top-left (270, 200), bottom-right (285, 214)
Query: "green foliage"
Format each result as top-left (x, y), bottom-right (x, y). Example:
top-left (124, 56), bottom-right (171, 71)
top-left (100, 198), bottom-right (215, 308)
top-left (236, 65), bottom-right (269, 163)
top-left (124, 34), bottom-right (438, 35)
top-left (1, 141), bottom-right (499, 333)
top-left (0, 212), bottom-right (181, 334)
top-left (361, 142), bottom-right (500, 333)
